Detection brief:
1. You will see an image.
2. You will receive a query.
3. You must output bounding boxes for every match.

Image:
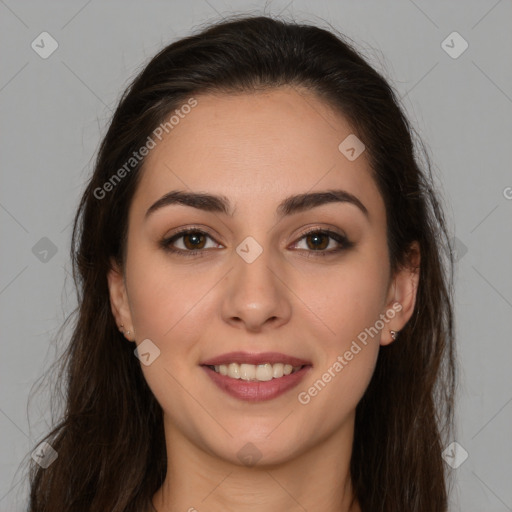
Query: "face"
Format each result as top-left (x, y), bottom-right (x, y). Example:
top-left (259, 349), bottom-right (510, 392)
top-left (108, 86), bottom-right (418, 466)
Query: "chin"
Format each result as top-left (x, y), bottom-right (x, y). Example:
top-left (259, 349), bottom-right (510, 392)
top-left (203, 423), bottom-right (307, 467)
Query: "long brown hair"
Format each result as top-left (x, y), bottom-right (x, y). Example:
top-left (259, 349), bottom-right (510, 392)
top-left (25, 14), bottom-right (456, 511)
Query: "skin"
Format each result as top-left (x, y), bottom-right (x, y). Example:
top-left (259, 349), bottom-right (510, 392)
top-left (108, 86), bottom-right (420, 512)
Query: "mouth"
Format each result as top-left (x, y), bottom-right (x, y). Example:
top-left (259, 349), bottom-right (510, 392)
top-left (204, 362), bottom-right (305, 381)
top-left (200, 351), bottom-right (311, 381)
top-left (200, 351), bottom-right (312, 402)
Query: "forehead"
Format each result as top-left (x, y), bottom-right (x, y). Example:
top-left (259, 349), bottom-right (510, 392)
top-left (130, 87), bottom-right (383, 221)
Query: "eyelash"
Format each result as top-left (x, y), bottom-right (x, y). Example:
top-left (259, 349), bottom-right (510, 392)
top-left (159, 226), bottom-right (353, 258)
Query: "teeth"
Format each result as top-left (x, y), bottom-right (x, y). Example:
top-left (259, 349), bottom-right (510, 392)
top-left (210, 362), bottom-right (302, 381)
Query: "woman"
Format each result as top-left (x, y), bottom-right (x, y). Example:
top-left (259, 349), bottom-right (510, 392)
top-left (27, 14), bottom-right (456, 512)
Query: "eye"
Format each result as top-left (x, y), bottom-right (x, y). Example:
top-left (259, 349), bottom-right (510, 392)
top-left (291, 229), bottom-right (352, 257)
top-left (160, 228), bottom-right (222, 256)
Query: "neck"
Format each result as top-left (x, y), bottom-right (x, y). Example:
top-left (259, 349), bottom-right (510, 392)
top-left (152, 413), bottom-right (360, 512)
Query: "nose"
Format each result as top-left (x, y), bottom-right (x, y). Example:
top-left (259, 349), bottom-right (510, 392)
top-left (221, 244), bottom-right (292, 333)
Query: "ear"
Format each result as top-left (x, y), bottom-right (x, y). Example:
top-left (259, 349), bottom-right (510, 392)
top-left (381, 241), bottom-right (420, 346)
top-left (107, 258), bottom-right (135, 342)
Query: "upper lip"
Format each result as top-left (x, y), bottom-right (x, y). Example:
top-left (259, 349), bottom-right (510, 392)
top-left (201, 351), bottom-right (311, 367)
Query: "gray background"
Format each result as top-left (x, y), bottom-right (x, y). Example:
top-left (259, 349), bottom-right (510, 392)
top-left (1, 1), bottom-right (511, 510)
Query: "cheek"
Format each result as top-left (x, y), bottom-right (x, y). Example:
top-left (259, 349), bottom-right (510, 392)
top-left (124, 251), bottom-right (212, 432)
top-left (125, 245), bottom-right (208, 339)
top-left (295, 291), bottom-right (383, 431)
top-left (293, 252), bottom-right (388, 410)
top-left (124, 248), bottom-right (222, 398)
top-left (296, 252), bottom-right (389, 348)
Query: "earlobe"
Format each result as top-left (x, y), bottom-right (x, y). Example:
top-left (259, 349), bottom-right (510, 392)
top-left (381, 242), bottom-right (420, 346)
top-left (107, 258), bottom-right (135, 341)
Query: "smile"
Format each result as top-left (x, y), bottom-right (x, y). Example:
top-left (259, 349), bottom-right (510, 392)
top-left (207, 362), bottom-right (303, 381)
top-left (200, 351), bottom-right (312, 401)
top-left (202, 365), bottom-right (313, 402)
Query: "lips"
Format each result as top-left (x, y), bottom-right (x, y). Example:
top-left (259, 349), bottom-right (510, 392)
top-left (200, 351), bottom-right (313, 402)
top-left (201, 351), bottom-right (311, 367)
top-left (201, 364), bottom-right (312, 402)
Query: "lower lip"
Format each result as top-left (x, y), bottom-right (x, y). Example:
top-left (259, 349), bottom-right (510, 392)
top-left (201, 365), bottom-right (312, 402)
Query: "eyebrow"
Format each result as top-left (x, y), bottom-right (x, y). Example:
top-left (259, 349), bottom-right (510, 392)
top-left (145, 188), bottom-right (368, 220)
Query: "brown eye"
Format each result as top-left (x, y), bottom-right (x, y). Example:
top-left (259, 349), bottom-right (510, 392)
top-left (182, 232), bottom-right (207, 250)
top-left (304, 232), bottom-right (330, 250)
top-left (293, 229), bottom-right (351, 256)
top-left (160, 228), bottom-right (221, 256)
